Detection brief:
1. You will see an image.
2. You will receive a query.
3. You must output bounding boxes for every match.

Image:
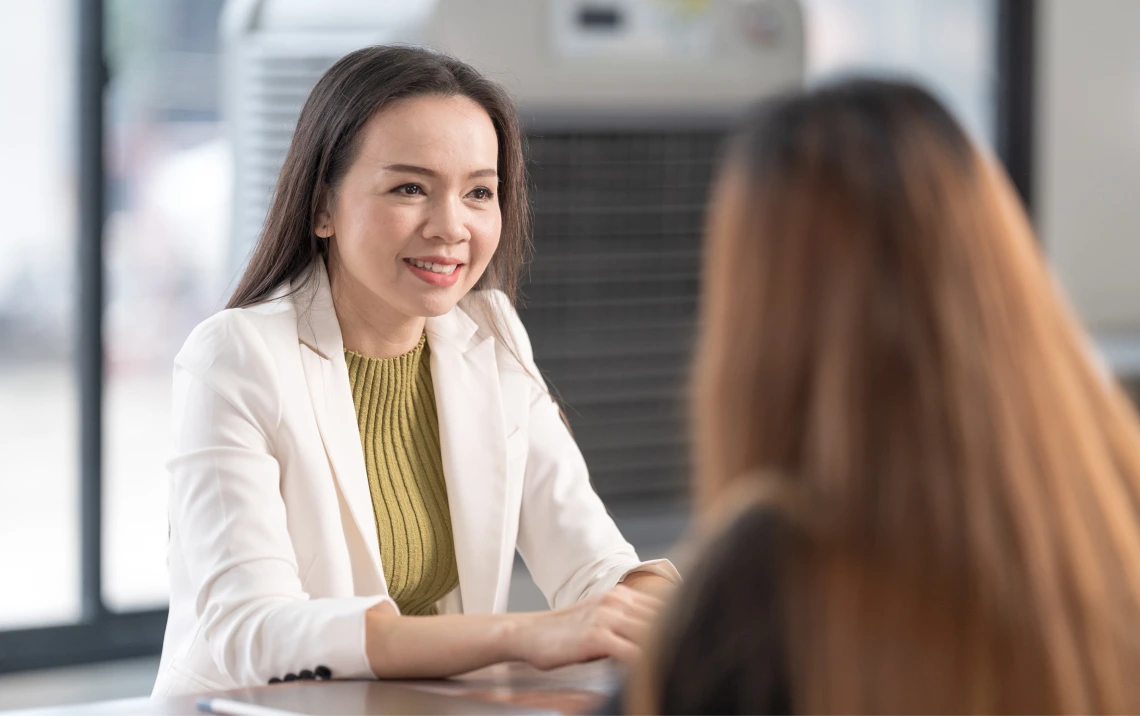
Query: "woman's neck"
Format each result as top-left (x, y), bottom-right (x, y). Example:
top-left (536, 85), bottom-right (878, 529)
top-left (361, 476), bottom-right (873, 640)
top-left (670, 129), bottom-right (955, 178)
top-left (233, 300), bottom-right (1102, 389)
top-left (328, 262), bottom-right (426, 359)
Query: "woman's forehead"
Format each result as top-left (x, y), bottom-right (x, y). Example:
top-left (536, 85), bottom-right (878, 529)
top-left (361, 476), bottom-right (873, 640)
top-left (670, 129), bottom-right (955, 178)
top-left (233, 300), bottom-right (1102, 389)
top-left (353, 95), bottom-right (499, 174)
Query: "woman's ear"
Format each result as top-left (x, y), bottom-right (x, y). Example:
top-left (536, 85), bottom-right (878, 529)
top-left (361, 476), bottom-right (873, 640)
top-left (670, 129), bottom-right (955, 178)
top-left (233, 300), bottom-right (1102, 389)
top-left (315, 211), bottom-right (334, 239)
top-left (315, 186), bottom-right (335, 238)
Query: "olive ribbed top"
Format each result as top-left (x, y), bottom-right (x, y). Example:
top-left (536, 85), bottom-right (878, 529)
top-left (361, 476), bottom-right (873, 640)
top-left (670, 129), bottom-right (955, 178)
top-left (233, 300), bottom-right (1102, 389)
top-left (344, 335), bottom-right (459, 616)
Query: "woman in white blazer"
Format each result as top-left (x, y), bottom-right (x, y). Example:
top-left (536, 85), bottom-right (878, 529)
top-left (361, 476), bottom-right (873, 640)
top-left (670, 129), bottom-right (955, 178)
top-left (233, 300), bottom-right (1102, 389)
top-left (154, 45), bottom-right (679, 696)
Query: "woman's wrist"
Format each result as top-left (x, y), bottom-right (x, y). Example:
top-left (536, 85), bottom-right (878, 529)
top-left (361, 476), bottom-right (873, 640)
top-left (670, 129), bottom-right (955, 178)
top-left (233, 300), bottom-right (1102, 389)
top-left (364, 604), bottom-right (541, 678)
top-left (621, 571), bottom-right (675, 598)
top-left (501, 611), bottom-right (537, 663)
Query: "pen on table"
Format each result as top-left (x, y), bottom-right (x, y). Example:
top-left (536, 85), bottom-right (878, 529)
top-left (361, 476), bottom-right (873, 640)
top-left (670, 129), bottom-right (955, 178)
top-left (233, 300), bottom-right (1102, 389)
top-left (196, 697), bottom-right (304, 716)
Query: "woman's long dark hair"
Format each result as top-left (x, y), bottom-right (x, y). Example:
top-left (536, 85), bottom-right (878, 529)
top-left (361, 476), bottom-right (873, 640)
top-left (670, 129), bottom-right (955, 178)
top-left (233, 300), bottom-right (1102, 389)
top-left (226, 45), bottom-right (531, 312)
top-left (633, 78), bottom-right (1140, 713)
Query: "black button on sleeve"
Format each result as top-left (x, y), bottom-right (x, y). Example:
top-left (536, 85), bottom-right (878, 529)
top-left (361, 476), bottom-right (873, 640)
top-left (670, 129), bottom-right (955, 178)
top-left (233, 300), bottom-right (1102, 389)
top-left (268, 677), bottom-right (282, 684)
top-left (283, 673), bottom-right (299, 682)
top-left (299, 670), bottom-right (315, 680)
top-left (314, 666), bottom-right (332, 680)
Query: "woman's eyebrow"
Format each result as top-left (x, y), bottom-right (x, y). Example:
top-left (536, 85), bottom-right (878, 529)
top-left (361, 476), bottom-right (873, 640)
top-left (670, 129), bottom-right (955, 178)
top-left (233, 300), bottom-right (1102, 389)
top-left (383, 163), bottom-right (497, 179)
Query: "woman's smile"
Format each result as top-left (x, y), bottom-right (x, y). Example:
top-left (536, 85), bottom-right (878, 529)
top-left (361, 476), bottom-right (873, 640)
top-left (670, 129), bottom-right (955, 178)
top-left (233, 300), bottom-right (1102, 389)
top-left (403, 256), bottom-right (464, 287)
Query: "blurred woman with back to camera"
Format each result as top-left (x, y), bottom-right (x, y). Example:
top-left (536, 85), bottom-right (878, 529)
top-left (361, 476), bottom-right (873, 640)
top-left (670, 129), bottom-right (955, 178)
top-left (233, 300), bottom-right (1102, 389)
top-left (627, 78), bottom-right (1140, 714)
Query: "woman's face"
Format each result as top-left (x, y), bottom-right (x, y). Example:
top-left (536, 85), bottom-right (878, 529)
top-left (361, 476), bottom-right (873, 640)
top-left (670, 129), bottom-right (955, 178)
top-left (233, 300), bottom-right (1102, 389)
top-left (320, 94), bottom-right (502, 319)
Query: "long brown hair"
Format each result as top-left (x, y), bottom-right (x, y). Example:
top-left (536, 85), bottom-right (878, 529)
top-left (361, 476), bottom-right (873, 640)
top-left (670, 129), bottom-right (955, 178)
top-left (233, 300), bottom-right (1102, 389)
top-left (680, 79), bottom-right (1140, 712)
top-left (226, 45), bottom-right (531, 314)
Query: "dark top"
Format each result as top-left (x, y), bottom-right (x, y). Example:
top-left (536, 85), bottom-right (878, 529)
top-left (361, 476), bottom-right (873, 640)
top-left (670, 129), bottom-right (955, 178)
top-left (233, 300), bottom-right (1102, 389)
top-left (597, 505), bottom-right (792, 714)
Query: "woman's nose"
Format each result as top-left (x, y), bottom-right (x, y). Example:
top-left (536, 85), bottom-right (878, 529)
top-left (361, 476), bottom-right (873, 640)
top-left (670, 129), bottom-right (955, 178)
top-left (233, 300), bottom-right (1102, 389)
top-left (424, 197), bottom-right (471, 244)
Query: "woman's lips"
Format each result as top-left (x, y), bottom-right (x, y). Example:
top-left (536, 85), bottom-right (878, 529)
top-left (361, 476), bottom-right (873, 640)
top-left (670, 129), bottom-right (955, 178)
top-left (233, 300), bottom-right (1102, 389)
top-left (403, 258), bottom-right (463, 287)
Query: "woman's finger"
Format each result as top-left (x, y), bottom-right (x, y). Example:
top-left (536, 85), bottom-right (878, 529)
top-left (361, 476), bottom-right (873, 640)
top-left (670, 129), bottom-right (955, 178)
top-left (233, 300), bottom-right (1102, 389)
top-left (629, 595), bottom-right (667, 620)
top-left (605, 590), bottom-right (665, 626)
top-left (602, 600), bottom-right (658, 633)
top-left (596, 628), bottom-right (642, 663)
top-left (607, 610), bottom-right (654, 646)
top-left (611, 585), bottom-right (666, 613)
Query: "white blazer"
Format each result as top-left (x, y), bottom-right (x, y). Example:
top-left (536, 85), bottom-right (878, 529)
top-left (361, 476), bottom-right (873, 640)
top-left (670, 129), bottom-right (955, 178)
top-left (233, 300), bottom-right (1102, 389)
top-left (154, 262), bottom-right (679, 696)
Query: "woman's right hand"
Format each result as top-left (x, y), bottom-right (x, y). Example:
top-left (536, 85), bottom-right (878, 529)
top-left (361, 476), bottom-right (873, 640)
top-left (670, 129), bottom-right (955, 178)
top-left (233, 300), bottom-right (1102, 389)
top-left (511, 585), bottom-right (665, 670)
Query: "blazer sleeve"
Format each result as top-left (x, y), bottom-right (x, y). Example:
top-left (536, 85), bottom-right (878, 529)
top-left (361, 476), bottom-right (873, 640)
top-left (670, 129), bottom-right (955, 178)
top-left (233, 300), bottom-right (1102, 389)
top-left (491, 295), bottom-right (681, 608)
top-left (168, 310), bottom-right (389, 687)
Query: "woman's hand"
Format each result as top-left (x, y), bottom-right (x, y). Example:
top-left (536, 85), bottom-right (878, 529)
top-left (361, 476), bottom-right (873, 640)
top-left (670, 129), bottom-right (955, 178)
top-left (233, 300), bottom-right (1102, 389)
top-left (511, 585), bottom-right (665, 670)
top-left (363, 585), bottom-right (667, 678)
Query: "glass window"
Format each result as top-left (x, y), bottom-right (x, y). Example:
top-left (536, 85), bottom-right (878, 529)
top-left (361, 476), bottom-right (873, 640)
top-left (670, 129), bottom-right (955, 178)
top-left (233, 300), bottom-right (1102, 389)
top-left (94, 0), bottom-right (1000, 612)
top-left (102, 0), bottom-right (230, 611)
top-left (0, 0), bottom-right (80, 629)
top-left (800, 0), bottom-right (998, 146)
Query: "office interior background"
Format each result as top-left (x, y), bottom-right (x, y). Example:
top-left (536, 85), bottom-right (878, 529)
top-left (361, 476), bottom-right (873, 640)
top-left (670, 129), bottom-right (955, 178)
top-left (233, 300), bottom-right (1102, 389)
top-left (1, 0), bottom-right (1138, 709)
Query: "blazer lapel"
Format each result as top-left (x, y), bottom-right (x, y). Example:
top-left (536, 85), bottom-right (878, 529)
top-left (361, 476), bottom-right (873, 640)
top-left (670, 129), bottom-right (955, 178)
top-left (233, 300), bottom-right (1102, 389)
top-left (293, 265), bottom-right (386, 591)
top-left (426, 305), bottom-right (511, 614)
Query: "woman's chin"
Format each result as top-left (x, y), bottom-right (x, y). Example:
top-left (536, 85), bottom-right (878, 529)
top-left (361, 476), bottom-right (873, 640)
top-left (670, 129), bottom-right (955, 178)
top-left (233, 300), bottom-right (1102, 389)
top-left (407, 290), bottom-right (464, 319)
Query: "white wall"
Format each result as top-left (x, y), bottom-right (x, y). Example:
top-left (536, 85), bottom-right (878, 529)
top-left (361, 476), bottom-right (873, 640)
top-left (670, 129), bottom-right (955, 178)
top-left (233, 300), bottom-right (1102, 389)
top-left (1036, 0), bottom-right (1140, 370)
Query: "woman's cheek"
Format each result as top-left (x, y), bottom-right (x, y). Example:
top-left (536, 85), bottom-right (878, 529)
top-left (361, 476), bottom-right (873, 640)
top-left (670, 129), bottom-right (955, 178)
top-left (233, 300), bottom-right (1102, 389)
top-left (479, 214), bottom-right (502, 256)
top-left (475, 234), bottom-right (501, 272)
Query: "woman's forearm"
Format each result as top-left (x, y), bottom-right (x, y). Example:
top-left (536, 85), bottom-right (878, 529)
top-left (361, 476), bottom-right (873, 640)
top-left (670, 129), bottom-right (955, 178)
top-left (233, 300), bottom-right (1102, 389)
top-left (364, 584), bottom-right (668, 678)
top-left (621, 571), bottom-right (676, 599)
top-left (364, 602), bottom-right (532, 678)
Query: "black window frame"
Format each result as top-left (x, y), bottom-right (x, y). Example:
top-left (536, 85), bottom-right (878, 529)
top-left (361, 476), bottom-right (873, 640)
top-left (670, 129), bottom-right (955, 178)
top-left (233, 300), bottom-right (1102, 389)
top-left (0, 0), bottom-right (1037, 675)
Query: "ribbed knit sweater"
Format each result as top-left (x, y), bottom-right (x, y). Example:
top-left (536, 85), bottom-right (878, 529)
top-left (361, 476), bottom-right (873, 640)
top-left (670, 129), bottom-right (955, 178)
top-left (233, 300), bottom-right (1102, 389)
top-left (344, 335), bottom-right (459, 615)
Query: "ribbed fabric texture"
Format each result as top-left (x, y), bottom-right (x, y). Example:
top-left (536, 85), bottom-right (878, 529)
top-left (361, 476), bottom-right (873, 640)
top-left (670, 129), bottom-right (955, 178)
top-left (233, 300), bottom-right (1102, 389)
top-left (344, 334), bottom-right (459, 616)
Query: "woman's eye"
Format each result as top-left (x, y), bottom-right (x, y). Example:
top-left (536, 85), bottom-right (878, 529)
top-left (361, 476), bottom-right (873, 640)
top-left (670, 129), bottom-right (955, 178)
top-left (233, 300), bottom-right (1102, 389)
top-left (469, 187), bottom-right (494, 201)
top-left (394, 184), bottom-right (423, 196)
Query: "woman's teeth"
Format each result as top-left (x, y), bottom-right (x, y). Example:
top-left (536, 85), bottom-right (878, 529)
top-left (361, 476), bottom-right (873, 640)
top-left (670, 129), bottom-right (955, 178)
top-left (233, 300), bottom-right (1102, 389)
top-left (407, 258), bottom-right (458, 275)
